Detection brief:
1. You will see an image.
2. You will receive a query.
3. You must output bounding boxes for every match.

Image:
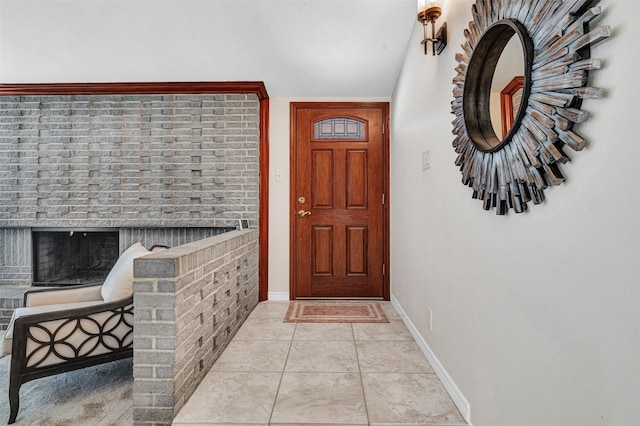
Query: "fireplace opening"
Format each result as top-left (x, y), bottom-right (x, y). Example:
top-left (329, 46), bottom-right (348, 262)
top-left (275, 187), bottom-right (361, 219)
top-left (32, 228), bottom-right (119, 287)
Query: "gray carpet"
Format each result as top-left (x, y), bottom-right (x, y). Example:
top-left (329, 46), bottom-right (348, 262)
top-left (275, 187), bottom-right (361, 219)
top-left (0, 346), bottom-right (133, 426)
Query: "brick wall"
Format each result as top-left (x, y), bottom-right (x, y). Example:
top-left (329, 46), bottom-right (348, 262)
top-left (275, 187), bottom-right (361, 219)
top-left (0, 93), bottom-right (259, 286)
top-left (120, 227), bottom-right (234, 251)
top-left (0, 228), bottom-right (31, 286)
top-left (0, 94), bottom-right (259, 228)
top-left (0, 292), bottom-right (23, 330)
top-left (132, 229), bottom-right (259, 426)
top-left (0, 94), bottom-right (259, 227)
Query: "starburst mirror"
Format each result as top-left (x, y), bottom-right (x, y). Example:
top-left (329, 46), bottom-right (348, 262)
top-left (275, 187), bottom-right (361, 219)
top-left (451, 0), bottom-right (610, 214)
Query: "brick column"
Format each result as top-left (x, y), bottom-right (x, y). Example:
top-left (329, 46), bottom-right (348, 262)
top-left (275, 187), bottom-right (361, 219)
top-left (132, 230), bottom-right (259, 425)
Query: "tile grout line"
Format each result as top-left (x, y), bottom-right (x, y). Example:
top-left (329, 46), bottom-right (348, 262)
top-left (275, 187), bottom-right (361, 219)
top-left (267, 314), bottom-right (296, 425)
top-left (352, 322), bottom-right (371, 426)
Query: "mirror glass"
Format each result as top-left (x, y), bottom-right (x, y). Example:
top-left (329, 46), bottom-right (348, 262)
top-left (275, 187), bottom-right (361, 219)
top-left (489, 35), bottom-right (525, 140)
top-left (462, 19), bottom-right (532, 153)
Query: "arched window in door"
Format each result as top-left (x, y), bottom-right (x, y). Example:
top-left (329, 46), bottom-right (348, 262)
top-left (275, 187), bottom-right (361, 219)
top-left (313, 117), bottom-right (366, 140)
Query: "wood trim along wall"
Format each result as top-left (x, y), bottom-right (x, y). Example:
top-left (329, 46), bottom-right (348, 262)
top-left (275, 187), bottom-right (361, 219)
top-left (258, 96), bottom-right (269, 302)
top-left (0, 81), bottom-right (269, 98)
top-left (0, 81), bottom-right (270, 302)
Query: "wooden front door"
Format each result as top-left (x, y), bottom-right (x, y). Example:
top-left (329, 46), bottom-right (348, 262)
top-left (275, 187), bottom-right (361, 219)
top-left (290, 103), bottom-right (389, 299)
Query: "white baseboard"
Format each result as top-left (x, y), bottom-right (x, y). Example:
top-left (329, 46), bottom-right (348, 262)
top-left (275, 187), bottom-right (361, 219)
top-left (390, 294), bottom-right (472, 425)
top-left (267, 292), bottom-right (290, 301)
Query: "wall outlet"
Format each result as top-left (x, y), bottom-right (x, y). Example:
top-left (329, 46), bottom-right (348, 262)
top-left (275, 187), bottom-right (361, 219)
top-left (427, 307), bottom-right (433, 331)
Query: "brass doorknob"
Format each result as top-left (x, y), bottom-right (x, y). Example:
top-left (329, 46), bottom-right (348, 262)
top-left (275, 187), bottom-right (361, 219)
top-left (298, 210), bottom-right (312, 217)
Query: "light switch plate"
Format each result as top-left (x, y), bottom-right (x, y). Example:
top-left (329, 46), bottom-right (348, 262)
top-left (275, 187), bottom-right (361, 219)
top-left (422, 150), bottom-right (431, 171)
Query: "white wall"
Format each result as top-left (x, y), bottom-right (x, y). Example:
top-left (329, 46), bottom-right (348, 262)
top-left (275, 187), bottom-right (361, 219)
top-left (390, 1), bottom-right (640, 425)
top-left (0, 0), bottom-right (414, 98)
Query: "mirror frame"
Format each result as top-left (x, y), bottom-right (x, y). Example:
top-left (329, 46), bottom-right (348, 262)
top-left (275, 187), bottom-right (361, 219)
top-left (451, 0), bottom-right (610, 215)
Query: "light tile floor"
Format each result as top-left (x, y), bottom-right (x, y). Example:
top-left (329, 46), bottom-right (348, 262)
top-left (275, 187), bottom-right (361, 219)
top-left (172, 301), bottom-right (466, 426)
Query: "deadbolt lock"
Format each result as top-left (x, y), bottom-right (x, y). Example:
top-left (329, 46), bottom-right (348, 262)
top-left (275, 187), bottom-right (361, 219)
top-left (297, 196), bottom-right (306, 204)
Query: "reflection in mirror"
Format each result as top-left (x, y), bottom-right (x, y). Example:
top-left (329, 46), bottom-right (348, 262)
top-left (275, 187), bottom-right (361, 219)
top-left (489, 35), bottom-right (524, 140)
top-left (499, 76), bottom-right (524, 138)
top-left (462, 19), bottom-right (533, 153)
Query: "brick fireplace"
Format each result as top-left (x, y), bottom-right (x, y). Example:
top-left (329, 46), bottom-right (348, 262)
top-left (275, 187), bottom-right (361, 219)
top-left (0, 92), bottom-right (260, 288)
top-left (0, 84), bottom-right (266, 425)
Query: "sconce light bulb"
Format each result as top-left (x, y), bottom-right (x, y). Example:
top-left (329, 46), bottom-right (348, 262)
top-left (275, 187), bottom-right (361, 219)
top-left (417, 0), bottom-right (442, 14)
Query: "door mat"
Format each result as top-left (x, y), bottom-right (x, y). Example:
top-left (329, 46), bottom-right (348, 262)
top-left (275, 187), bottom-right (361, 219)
top-left (284, 301), bottom-right (389, 323)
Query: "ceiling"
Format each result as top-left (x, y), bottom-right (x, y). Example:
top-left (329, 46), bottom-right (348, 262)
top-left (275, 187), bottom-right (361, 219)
top-left (0, 0), bottom-right (417, 98)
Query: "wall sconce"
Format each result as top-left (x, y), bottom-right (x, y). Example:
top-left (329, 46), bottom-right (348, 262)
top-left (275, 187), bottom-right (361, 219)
top-left (417, 0), bottom-right (447, 55)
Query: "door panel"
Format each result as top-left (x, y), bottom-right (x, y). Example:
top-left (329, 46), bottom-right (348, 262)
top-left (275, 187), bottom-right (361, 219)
top-left (291, 103), bottom-right (389, 299)
top-left (346, 226), bottom-right (367, 276)
top-left (346, 150), bottom-right (368, 209)
top-left (312, 150), bottom-right (334, 209)
top-left (312, 225), bottom-right (334, 276)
